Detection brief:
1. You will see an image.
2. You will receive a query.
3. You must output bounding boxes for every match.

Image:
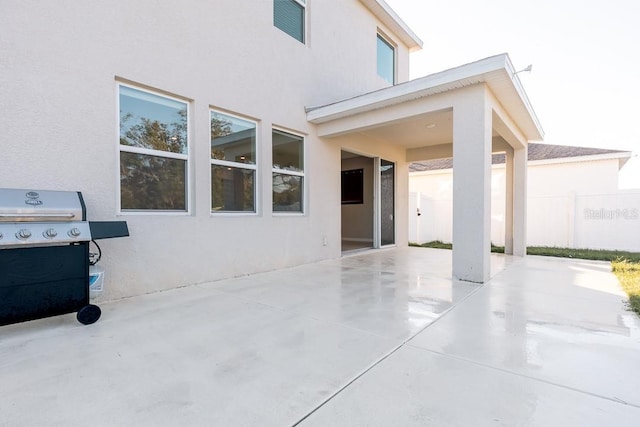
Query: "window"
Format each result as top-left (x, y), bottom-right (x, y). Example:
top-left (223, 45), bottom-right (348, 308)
top-left (272, 129), bottom-right (304, 212)
top-left (274, 0), bottom-right (305, 43)
top-left (341, 169), bottom-right (364, 205)
top-left (118, 85), bottom-right (189, 212)
top-left (377, 34), bottom-right (395, 84)
top-left (210, 111), bottom-right (257, 213)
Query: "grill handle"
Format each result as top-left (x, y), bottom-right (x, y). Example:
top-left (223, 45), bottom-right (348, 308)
top-left (0, 212), bottom-right (76, 221)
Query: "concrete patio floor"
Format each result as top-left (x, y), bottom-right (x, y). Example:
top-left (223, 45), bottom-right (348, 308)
top-left (1, 247), bottom-right (639, 426)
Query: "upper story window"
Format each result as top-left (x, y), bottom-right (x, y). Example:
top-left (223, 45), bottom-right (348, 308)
top-left (274, 0), bottom-right (305, 43)
top-left (272, 129), bottom-right (304, 213)
top-left (211, 111), bottom-right (257, 213)
top-left (377, 33), bottom-right (395, 84)
top-left (118, 84), bottom-right (189, 212)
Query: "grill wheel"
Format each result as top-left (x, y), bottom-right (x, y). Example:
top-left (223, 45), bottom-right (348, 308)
top-left (76, 304), bottom-right (101, 325)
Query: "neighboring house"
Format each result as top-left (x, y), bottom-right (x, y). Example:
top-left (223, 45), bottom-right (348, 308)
top-left (409, 143), bottom-right (640, 251)
top-left (1, 0), bottom-right (543, 297)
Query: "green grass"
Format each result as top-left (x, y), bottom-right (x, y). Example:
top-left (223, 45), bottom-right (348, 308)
top-left (409, 241), bottom-right (640, 316)
top-left (410, 241), bottom-right (640, 262)
top-left (612, 260), bottom-right (640, 315)
top-left (410, 240), bottom-right (452, 250)
top-left (526, 246), bottom-right (640, 262)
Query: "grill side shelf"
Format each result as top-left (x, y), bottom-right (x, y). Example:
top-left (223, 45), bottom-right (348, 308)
top-left (89, 221), bottom-right (129, 240)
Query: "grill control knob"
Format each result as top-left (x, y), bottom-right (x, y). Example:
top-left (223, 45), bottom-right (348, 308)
top-left (16, 229), bottom-right (32, 240)
top-left (68, 227), bottom-right (82, 238)
top-left (43, 228), bottom-right (58, 239)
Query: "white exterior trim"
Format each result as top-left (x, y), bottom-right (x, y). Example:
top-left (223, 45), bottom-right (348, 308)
top-left (120, 145), bottom-right (188, 161)
top-left (376, 30), bottom-right (397, 85)
top-left (272, 169), bottom-right (305, 177)
top-left (211, 159), bottom-right (258, 170)
top-left (116, 82), bottom-right (192, 216)
top-left (209, 109), bottom-right (260, 215)
top-left (272, 126), bottom-right (307, 215)
top-left (359, 0), bottom-right (423, 51)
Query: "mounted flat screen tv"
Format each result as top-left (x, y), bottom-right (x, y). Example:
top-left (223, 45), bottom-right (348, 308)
top-left (341, 168), bottom-right (364, 204)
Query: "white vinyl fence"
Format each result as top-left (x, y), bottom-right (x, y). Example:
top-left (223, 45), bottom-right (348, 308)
top-left (409, 190), bottom-right (640, 252)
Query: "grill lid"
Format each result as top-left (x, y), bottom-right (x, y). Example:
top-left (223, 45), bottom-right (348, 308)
top-left (0, 188), bottom-right (85, 222)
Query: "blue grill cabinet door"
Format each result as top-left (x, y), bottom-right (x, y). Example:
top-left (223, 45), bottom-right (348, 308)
top-left (0, 243), bottom-right (89, 326)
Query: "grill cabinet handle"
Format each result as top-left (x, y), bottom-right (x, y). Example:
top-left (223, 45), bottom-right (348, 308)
top-left (0, 212), bottom-right (76, 219)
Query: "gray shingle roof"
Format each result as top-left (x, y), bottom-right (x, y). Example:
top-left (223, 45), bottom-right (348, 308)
top-left (409, 143), bottom-right (630, 172)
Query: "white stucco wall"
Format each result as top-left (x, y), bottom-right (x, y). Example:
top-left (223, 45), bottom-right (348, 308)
top-left (409, 158), bottom-right (640, 251)
top-left (1, 0), bottom-right (414, 299)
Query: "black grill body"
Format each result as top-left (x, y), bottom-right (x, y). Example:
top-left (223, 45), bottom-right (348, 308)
top-left (0, 243), bottom-right (89, 326)
top-left (0, 188), bottom-right (129, 327)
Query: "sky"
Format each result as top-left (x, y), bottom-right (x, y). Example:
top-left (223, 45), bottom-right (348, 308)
top-left (385, 0), bottom-right (640, 189)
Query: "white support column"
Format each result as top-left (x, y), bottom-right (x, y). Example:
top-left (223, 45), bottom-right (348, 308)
top-left (504, 147), bottom-right (514, 255)
top-left (513, 146), bottom-right (527, 256)
top-left (452, 85), bottom-right (492, 283)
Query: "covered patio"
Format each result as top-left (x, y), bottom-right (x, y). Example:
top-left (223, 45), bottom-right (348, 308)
top-left (308, 53), bottom-right (544, 283)
top-left (1, 247), bottom-right (638, 425)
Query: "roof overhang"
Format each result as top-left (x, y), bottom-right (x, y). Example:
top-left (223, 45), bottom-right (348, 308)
top-left (359, 0), bottom-right (423, 51)
top-left (410, 151), bottom-right (634, 174)
top-left (307, 53), bottom-right (544, 143)
top-left (529, 151), bottom-right (634, 169)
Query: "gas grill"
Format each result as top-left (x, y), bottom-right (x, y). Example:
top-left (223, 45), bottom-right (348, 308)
top-left (0, 188), bottom-right (129, 326)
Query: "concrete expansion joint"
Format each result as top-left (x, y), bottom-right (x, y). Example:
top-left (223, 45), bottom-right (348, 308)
top-left (291, 277), bottom-right (488, 426)
top-left (415, 348), bottom-right (639, 409)
top-left (196, 285), bottom-right (291, 313)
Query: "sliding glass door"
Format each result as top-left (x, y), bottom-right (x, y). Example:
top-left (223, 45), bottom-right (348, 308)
top-left (380, 159), bottom-right (395, 246)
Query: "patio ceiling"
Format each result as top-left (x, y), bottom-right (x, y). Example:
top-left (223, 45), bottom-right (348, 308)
top-left (359, 108), bottom-right (454, 148)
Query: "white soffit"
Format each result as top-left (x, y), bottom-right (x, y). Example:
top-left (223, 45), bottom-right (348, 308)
top-left (359, 0), bottom-right (423, 51)
top-left (307, 53), bottom-right (545, 142)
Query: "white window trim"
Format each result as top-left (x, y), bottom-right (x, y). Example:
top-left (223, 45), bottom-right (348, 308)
top-left (301, 0), bottom-right (308, 46)
top-left (120, 145), bottom-right (188, 161)
top-left (212, 159), bottom-right (258, 171)
top-left (377, 31), bottom-right (397, 85)
top-left (210, 109), bottom-right (260, 215)
top-left (272, 127), bottom-right (306, 216)
top-left (116, 82), bottom-right (192, 216)
top-left (271, 168), bottom-right (304, 177)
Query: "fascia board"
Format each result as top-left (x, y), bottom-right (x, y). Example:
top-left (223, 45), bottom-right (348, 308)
top-left (359, 0), bottom-right (423, 51)
top-left (503, 55), bottom-right (544, 140)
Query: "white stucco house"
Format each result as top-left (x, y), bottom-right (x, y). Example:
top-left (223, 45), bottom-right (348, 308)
top-left (0, 0), bottom-right (543, 298)
top-left (410, 143), bottom-right (640, 251)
